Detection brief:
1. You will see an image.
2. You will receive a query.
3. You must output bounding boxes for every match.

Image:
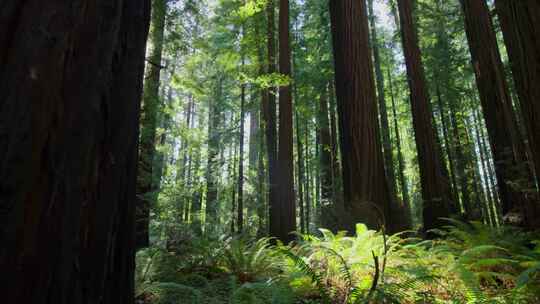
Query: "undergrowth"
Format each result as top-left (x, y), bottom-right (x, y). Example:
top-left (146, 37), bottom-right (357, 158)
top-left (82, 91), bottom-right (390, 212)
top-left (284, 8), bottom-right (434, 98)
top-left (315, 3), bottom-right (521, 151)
top-left (136, 220), bottom-right (539, 303)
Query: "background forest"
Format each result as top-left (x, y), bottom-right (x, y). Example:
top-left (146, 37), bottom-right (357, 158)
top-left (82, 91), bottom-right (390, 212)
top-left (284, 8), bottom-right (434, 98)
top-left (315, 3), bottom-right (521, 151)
top-left (132, 0), bottom-right (540, 303)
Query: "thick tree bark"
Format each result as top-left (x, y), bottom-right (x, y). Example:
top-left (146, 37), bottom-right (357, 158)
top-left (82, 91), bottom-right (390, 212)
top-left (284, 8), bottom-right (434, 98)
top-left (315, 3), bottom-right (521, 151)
top-left (397, 0), bottom-right (452, 233)
top-left (460, 0), bottom-right (539, 229)
top-left (272, 0), bottom-right (296, 243)
top-left (495, 0), bottom-right (540, 183)
top-left (329, 0), bottom-right (392, 232)
top-left (0, 1), bottom-right (151, 303)
top-left (136, 0), bottom-right (167, 249)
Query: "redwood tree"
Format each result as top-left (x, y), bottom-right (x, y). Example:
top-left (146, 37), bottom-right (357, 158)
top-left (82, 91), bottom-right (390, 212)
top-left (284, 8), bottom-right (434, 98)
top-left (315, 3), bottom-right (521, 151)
top-left (495, 0), bottom-right (540, 183)
top-left (272, 0), bottom-right (296, 243)
top-left (329, 0), bottom-right (392, 232)
top-left (460, 0), bottom-right (539, 229)
top-left (264, 0), bottom-right (280, 240)
top-left (0, 0), bottom-right (151, 303)
top-left (397, 0), bottom-right (453, 232)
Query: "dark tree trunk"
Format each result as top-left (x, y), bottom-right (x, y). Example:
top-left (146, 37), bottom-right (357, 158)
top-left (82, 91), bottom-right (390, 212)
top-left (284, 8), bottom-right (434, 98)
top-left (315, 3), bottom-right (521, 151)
top-left (495, 0), bottom-right (540, 183)
top-left (460, 0), bottom-right (540, 229)
top-left (329, 0), bottom-right (392, 232)
top-left (397, 0), bottom-right (452, 233)
top-left (272, 0), bottom-right (296, 243)
top-left (264, 0), bottom-right (280, 241)
top-left (0, 1), bottom-right (151, 303)
top-left (135, 0), bottom-right (167, 250)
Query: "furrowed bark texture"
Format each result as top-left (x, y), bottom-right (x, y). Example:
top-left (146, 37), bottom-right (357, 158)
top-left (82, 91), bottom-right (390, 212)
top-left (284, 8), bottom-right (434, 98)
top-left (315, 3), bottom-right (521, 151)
top-left (329, 0), bottom-right (392, 232)
top-left (495, 0), bottom-right (540, 184)
top-left (0, 0), bottom-right (151, 303)
top-left (460, 0), bottom-right (540, 229)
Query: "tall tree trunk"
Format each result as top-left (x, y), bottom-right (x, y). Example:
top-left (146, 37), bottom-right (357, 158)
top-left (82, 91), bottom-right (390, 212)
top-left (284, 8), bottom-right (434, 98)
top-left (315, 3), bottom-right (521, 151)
top-left (191, 112), bottom-right (204, 235)
top-left (318, 87), bottom-right (338, 230)
top-left (0, 1), bottom-right (151, 303)
top-left (304, 127), bottom-right (312, 233)
top-left (460, 0), bottom-right (539, 229)
top-left (272, 0), bottom-right (296, 243)
top-left (237, 62), bottom-right (246, 233)
top-left (473, 108), bottom-right (500, 226)
top-left (434, 83), bottom-right (461, 211)
top-left (328, 83), bottom-right (341, 204)
top-left (295, 111), bottom-right (306, 234)
top-left (495, 0), bottom-right (540, 183)
top-left (397, 0), bottom-right (452, 233)
top-left (136, 0), bottom-right (167, 249)
top-left (329, 0), bottom-right (392, 232)
top-left (388, 69), bottom-right (411, 219)
top-left (205, 78), bottom-right (223, 235)
top-left (368, 0), bottom-right (398, 208)
top-left (264, 0), bottom-right (280, 241)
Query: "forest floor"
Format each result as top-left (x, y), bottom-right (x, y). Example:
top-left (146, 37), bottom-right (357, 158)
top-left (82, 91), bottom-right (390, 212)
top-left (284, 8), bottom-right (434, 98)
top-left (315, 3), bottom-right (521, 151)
top-left (135, 220), bottom-right (540, 304)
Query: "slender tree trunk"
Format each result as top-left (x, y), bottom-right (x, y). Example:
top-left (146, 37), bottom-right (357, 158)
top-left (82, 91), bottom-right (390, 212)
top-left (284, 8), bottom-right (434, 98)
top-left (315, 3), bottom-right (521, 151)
top-left (230, 138), bottom-right (238, 234)
top-left (0, 1), bottom-right (151, 302)
top-left (495, 0), bottom-right (540, 183)
top-left (328, 83), bottom-right (341, 204)
top-left (368, 0), bottom-right (398, 208)
top-left (256, 23), bottom-right (268, 238)
top-left (318, 87), bottom-right (337, 230)
top-left (304, 126), bottom-right (312, 233)
top-left (460, 0), bottom-right (539, 229)
top-left (474, 108), bottom-right (501, 225)
top-left (237, 56), bottom-right (246, 233)
top-left (295, 111), bottom-right (306, 234)
top-left (272, 0), bottom-right (296, 243)
top-left (329, 0), bottom-right (392, 232)
top-left (205, 78), bottom-right (223, 235)
top-left (397, 0), bottom-right (452, 233)
top-left (388, 69), bottom-right (411, 217)
top-left (434, 83), bottom-right (460, 211)
top-left (136, 0), bottom-right (167, 249)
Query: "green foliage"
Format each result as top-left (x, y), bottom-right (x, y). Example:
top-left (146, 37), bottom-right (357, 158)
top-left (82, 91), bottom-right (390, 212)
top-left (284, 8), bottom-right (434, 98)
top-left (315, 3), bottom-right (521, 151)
top-left (231, 282), bottom-right (296, 304)
top-left (222, 237), bottom-right (279, 282)
top-left (176, 274), bottom-right (209, 289)
top-left (136, 221), bottom-right (540, 304)
top-left (142, 282), bottom-right (202, 304)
